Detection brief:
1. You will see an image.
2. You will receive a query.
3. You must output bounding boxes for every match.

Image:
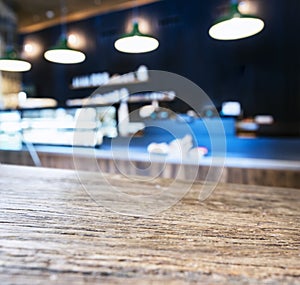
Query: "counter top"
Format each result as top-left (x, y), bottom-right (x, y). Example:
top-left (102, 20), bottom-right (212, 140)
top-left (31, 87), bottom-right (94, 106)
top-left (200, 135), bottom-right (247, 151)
top-left (3, 143), bottom-right (300, 171)
top-left (44, 144), bottom-right (300, 171)
top-left (0, 164), bottom-right (299, 284)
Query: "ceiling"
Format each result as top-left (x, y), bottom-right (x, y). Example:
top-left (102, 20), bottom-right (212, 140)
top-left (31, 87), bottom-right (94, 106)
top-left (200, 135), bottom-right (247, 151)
top-left (4, 0), bottom-right (161, 34)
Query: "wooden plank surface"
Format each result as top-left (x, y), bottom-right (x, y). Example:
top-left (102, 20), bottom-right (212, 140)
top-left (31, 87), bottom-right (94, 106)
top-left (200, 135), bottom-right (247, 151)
top-left (0, 164), bottom-right (299, 284)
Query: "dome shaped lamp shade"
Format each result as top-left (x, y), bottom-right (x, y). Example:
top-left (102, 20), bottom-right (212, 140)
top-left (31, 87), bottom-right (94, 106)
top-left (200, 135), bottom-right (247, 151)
top-left (44, 37), bottom-right (86, 64)
top-left (114, 22), bottom-right (159, 53)
top-left (209, 1), bottom-right (264, 40)
top-left (0, 48), bottom-right (31, 72)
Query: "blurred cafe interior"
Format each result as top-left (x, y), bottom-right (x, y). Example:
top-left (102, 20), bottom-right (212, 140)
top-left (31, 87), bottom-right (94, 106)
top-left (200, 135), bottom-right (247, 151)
top-left (1, 1), bottom-right (300, 284)
top-left (0, 0), bottom-right (299, 187)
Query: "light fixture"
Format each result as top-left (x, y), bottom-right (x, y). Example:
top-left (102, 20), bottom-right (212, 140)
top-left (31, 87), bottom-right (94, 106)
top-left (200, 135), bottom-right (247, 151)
top-left (209, 0), bottom-right (264, 40)
top-left (23, 39), bottom-right (43, 59)
top-left (114, 21), bottom-right (159, 53)
top-left (44, 0), bottom-right (86, 64)
top-left (44, 37), bottom-right (86, 64)
top-left (0, 48), bottom-right (31, 72)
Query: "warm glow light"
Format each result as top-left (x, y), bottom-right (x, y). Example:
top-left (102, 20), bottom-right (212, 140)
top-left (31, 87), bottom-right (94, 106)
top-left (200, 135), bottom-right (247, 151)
top-left (23, 35), bottom-right (43, 59)
top-left (23, 40), bottom-right (43, 58)
top-left (24, 44), bottom-right (33, 53)
top-left (68, 34), bottom-right (77, 45)
top-left (115, 35), bottom-right (159, 53)
top-left (67, 32), bottom-right (86, 50)
top-left (0, 59), bottom-right (31, 72)
top-left (44, 49), bottom-right (86, 64)
top-left (209, 17), bottom-right (264, 40)
top-left (125, 18), bottom-right (150, 34)
top-left (238, 1), bottom-right (258, 14)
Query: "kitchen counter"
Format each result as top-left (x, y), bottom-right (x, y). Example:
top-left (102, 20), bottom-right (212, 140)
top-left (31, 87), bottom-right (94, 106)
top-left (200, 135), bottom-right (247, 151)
top-left (0, 164), bottom-right (299, 284)
top-left (1, 142), bottom-right (299, 188)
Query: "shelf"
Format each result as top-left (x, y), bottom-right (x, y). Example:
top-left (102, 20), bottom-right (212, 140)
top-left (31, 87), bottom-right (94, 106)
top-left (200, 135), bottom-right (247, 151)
top-left (66, 91), bottom-right (175, 108)
top-left (70, 79), bottom-right (147, 90)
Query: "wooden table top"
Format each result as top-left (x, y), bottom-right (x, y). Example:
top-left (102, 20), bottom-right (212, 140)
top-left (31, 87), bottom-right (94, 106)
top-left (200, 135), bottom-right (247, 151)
top-left (0, 164), bottom-right (299, 284)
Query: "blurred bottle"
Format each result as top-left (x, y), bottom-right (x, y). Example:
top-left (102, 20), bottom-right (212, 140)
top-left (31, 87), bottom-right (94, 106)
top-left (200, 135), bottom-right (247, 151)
top-left (118, 89), bottom-right (129, 136)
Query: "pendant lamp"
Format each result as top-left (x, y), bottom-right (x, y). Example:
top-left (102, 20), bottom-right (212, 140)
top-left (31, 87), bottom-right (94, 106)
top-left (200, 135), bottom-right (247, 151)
top-left (0, 47), bottom-right (31, 72)
top-left (44, 0), bottom-right (86, 64)
top-left (209, 0), bottom-right (264, 40)
top-left (44, 37), bottom-right (86, 64)
top-left (114, 21), bottom-right (159, 53)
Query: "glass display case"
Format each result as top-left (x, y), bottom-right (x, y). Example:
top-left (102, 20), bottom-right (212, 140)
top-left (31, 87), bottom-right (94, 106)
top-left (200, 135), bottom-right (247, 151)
top-left (0, 106), bottom-right (117, 149)
top-left (0, 111), bottom-right (22, 150)
top-left (0, 89), bottom-right (176, 149)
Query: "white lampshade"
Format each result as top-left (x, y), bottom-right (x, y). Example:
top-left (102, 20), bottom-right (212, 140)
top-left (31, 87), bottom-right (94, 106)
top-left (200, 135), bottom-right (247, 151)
top-left (44, 38), bottom-right (86, 64)
top-left (114, 22), bottom-right (159, 53)
top-left (0, 49), bottom-right (31, 72)
top-left (209, 2), bottom-right (264, 40)
top-left (44, 49), bottom-right (85, 64)
top-left (0, 58), bottom-right (31, 72)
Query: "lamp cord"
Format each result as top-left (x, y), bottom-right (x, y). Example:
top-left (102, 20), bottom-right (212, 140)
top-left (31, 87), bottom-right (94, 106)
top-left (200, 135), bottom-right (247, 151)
top-left (60, 0), bottom-right (68, 39)
top-left (132, 0), bottom-right (138, 24)
top-left (6, 21), bottom-right (16, 50)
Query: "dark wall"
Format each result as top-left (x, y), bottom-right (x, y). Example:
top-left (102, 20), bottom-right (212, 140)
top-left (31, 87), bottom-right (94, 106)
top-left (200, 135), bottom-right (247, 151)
top-left (21, 0), bottom-right (300, 122)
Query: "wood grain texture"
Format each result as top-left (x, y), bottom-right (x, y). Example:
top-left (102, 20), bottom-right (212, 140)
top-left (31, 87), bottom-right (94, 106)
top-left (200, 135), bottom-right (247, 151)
top-left (0, 164), bottom-right (299, 284)
top-left (17, 0), bottom-right (161, 33)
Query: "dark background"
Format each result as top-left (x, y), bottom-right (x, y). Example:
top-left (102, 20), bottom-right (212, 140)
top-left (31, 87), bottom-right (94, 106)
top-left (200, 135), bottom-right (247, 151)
top-left (21, 0), bottom-right (300, 122)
